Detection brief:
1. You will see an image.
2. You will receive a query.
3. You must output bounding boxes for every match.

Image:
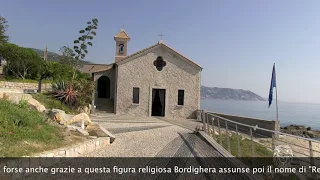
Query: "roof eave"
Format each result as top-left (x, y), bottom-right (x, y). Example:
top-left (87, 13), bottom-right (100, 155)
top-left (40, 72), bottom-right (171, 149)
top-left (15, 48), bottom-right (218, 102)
top-left (116, 43), bottom-right (202, 71)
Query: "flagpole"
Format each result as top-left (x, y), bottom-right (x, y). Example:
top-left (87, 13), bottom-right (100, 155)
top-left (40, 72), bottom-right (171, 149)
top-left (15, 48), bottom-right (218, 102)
top-left (275, 85), bottom-right (279, 121)
top-left (274, 63), bottom-right (279, 122)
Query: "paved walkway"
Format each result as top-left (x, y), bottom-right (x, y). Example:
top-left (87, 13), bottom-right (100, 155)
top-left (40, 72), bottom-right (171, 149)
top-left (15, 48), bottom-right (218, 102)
top-left (25, 114), bottom-right (251, 180)
top-left (85, 114), bottom-right (212, 157)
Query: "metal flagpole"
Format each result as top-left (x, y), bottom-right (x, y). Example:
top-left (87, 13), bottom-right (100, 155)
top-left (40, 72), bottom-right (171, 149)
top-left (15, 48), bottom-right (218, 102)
top-left (274, 63), bottom-right (279, 122)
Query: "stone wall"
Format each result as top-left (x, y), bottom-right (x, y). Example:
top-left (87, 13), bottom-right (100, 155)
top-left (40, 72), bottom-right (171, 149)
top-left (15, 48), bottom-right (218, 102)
top-left (94, 68), bottom-right (115, 99)
top-left (0, 66), bottom-right (4, 75)
top-left (116, 45), bottom-right (201, 119)
top-left (201, 111), bottom-right (279, 138)
top-left (0, 81), bottom-right (52, 91)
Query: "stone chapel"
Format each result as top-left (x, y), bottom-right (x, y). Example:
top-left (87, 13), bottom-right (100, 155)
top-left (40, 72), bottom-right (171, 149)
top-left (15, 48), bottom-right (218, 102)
top-left (82, 29), bottom-right (202, 119)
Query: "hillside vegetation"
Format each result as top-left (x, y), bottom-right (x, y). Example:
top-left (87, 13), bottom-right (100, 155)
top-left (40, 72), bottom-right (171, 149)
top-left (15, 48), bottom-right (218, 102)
top-left (29, 48), bottom-right (93, 64)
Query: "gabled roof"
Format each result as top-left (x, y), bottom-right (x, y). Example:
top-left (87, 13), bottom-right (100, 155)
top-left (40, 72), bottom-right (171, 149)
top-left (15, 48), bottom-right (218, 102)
top-left (114, 29), bottom-right (130, 39)
top-left (92, 64), bottom-right (114, 73)
top-left (116, 41), bottom-right (202, 70)
top-left (83, 64), bottom-right (113, 74)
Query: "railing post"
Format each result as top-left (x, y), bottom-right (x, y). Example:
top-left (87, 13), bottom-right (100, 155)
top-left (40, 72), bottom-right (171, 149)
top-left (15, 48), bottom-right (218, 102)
top-left (236, 124), bottom-right (241, 157)
top-left (217, 117), bottom-right (222, 145)
top-left (211, 117), bottom-right (215, 139)
top-left (202, 110), bottom-right (208, 134)
top-left (309, 140), bottom-right (316, 179)
top-left (205, 112), bottom-right (209, 134)
top-left (272, 133), bottom-right (275, 155)
top-left (201, 110), bottom-right (203, 122)
top-left (226, 120), bottom-right (231, 152)
top-left (201, 110), bottom-right (205, 128)
top-left (250, 128), bottom-right (254, 158)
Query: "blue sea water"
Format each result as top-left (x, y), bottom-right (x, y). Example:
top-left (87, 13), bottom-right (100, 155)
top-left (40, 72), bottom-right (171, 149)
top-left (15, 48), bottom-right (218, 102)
top-left (200, 99), bottom-right (320, 130)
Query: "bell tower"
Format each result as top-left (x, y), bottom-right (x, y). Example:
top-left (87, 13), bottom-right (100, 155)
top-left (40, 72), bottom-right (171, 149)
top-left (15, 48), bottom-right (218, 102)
top-left (114, 29), bottom-right (130, 62)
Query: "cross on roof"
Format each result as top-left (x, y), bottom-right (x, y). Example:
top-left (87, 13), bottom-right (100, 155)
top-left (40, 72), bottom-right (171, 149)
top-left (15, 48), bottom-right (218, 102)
top-left (158, 32), bottom-right (165, 40)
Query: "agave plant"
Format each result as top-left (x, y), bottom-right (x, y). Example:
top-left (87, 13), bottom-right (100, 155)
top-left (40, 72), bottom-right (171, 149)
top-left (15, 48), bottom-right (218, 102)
top-left (52, 81), bottom-right (66, 92)
top-left (52, 81), bottom-right (78, 106)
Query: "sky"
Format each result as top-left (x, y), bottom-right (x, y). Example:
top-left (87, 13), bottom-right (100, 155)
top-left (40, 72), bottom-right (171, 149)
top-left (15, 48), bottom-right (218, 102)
top-left (1, 0), bottom-right (320, 104)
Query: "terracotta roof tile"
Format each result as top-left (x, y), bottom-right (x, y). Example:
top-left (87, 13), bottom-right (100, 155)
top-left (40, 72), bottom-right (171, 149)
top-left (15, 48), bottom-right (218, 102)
top-left (82, 64), bottom-right (112, 74)
top-left (92, 64), bottom-right (114, 73)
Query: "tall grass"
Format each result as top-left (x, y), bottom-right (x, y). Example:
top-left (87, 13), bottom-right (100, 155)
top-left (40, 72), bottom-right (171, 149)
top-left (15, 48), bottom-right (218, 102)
top-left (32, 93), bottom-right (78, 114)
top-left (0, 100), bottom-right (64, 157)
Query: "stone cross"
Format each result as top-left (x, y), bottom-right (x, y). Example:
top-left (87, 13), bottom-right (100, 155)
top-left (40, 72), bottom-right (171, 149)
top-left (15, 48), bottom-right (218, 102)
top-left (158, 32), bottom-right (165, 40)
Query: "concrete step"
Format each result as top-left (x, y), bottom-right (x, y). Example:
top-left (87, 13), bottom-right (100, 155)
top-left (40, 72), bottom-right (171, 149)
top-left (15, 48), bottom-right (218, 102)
top-left (94, 98), bottom-right (114, 113)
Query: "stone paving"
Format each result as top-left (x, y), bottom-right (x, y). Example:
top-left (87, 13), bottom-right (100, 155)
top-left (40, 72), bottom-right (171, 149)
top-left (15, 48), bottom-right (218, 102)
top-left (85, 115), bottom-right (202, 157)
top-left (24, 114), bottom-right (250, 180)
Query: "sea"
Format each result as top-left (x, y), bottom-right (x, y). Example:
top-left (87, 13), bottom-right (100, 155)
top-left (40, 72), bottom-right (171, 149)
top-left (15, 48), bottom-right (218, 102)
top-left (200, 99), bottom-right (320, 130)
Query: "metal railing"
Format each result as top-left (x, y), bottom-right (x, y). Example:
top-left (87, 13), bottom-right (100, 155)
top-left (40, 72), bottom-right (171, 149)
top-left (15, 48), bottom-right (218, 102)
top-left (199, 110), bottom-right (320, 179)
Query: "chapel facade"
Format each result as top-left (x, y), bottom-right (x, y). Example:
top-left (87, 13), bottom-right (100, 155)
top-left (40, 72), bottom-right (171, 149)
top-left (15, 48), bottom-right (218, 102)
top-left (83, 29), bottom-right (202, 119)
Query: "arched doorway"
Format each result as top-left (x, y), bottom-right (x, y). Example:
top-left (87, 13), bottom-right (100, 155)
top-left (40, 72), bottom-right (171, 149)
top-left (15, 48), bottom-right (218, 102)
top-left (97, 76), bottom-right (110, 98)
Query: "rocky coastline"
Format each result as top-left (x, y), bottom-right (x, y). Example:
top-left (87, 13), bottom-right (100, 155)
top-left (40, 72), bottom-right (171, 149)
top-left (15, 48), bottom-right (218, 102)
top-left (280, 125), bottom-right (320, 139)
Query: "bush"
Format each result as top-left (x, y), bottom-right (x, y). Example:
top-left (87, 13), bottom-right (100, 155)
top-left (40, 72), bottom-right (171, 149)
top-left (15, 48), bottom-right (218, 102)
top-left (18, 98), bottom-right (28, 109)
top-left (32, 93), bottom-right (78, 114)
top-left (51, 79), bottom-right (94, 109)
top-left (73, 79), bottom-right (94, 107)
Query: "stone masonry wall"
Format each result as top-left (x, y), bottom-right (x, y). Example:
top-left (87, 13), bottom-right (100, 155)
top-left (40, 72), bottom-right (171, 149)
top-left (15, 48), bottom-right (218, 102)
top-left (0, 81), bottom-right (52, 91)
top-left (0, 66), bottom-right (3, 75)
top-left (116, 46), bottom-right (201, 119)
top-left (94, 68), bottom-right (115, 99)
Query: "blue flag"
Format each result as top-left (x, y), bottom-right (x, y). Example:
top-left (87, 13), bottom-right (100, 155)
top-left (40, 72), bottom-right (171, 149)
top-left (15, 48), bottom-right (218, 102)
top-left (268, 64), bottom-right (276, 107)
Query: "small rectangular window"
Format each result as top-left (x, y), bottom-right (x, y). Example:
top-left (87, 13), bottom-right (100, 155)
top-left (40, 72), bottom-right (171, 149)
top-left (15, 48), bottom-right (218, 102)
top-left (133, 87), bottom-right (140, 104)
top-left (178, 90), bottom-right (184, 105)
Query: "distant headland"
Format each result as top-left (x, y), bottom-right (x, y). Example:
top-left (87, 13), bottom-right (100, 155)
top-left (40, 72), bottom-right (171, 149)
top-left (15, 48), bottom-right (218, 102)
top-left (201, 86), bottom-right (265, 101)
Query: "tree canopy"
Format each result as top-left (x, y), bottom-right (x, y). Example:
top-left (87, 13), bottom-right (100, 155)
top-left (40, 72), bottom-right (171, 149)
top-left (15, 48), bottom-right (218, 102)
top-left (0, 16), bottom-right (9, 43)
top-left (0, 43), bottom-right (43, 79)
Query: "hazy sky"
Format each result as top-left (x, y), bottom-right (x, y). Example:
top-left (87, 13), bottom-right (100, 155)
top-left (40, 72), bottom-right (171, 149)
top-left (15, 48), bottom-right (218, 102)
top-left (1, 0), bottom-right (320, 104)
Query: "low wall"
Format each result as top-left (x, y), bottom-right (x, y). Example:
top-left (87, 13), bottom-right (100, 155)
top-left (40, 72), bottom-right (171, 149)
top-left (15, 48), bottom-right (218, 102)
top-left (199, 110), bottom-right (280, 138)
top-left (0, 137), bottom-right (110, 179)
top-left (0, 81), bottom-right (52, 91)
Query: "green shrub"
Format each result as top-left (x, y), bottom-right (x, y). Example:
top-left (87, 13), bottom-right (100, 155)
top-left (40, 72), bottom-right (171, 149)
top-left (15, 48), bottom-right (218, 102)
top-left (73, 79), bottom-right (94, 107)
top-left (32, 93), bottom-right (78, 114)
top-left (51, 79), bottom-right (94, 109)
top-left (52, 80), bottom-right (66, 92)
top-left (18, 98), bottom-right (28, 109)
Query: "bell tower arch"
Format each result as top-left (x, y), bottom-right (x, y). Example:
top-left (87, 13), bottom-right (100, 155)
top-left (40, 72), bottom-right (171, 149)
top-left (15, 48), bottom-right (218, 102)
top-left (114, 29), bottom-right (130, 62)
